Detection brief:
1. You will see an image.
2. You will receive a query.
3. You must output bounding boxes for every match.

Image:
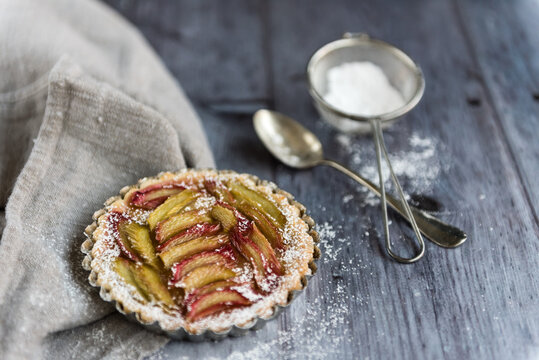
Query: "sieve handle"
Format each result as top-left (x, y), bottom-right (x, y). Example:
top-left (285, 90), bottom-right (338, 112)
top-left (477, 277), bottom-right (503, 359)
top-left (318, 158), bottom-right (467, 250)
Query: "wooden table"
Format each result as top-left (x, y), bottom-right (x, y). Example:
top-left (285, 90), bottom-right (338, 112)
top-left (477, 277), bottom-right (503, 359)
top-left (103, 1), bottom-right (539, 359)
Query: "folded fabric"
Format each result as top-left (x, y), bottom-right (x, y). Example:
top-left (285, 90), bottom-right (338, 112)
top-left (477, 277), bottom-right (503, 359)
top-left (0, 0), bottom-right (214, 359)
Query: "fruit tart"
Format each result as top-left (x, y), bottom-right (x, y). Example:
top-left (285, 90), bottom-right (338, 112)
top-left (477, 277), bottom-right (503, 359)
top-left (81, 169), bottom-right (320, 339)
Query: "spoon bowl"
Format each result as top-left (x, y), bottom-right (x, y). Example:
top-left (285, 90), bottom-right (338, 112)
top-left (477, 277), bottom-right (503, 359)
top-left (253, 109), bottom-right (323, 169)
top-left (253, 109), bottom-right (467, 255)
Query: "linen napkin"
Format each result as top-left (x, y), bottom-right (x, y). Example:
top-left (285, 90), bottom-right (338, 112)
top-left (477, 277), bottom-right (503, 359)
top-left (0, 0), bottom-right (214, 359)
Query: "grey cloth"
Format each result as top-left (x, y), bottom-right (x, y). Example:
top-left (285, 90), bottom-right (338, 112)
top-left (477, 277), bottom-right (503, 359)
top-left (0, 0), bottom-right (214, 359)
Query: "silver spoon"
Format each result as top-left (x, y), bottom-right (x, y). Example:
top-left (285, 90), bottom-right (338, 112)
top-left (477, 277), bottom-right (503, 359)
top-left (253, 109), bottom-right (467, 260)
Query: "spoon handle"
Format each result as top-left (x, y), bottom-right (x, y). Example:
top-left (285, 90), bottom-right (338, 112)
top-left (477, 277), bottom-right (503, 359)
top-left (318, 159), bottom-right (467, 248)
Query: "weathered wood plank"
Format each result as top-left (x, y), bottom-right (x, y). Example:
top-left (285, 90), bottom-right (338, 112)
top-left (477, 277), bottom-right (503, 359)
top-left (267, 0), bottom-right (539, 359)
top-left (454, 0), bottom-right (539, 218)
top-left (266, 1), bottom-right (538, 358)
top-left (99, 1), bottom-right (539, 359)
top-left (104, 0), bottom-right (269, 104)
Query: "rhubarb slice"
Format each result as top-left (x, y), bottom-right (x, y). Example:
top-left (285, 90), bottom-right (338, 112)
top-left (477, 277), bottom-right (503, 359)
top-left (231, 226), bottom-right (280, 292)
top-left (184, 279), bottom-right (239, 305)
top-left (236, 201), bottom-right (284, 249)
top-left (229, 182), bottom-right (286, 228)
top-left (210, 204), bottom-right (237, 232)
top-left (155, 209), bottom-right (213, 243)
top-left (109, 212), bottom-right (140, 262)
top-left (157, 223), bottom-right (221, 252)
top-left (158, 234), bottom-right (229, 268)
top-left (250, 224), bottom-right (282, 276)
top-left (147, 189), bottom-right (200, 230)
top-left (204, 179), bottom-right (234, 203)
top-left (113, 258), bottom-right (149, 301)
top-left (186, 290), bottom-right (251, 321)
top-left (127, 183), bottom-right (185, 209)
top-left (132, 264), bottom-right (174, 306)
top-left (119, 222), bottom-right (160, 269)
top-left (170, 246), bottom-right (236, 284)
top-left (180, 264), bottom-right (237, 291)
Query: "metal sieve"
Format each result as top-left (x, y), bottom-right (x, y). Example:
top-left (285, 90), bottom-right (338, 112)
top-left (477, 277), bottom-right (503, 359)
top-left (307, 33), bottom-right (426, 263)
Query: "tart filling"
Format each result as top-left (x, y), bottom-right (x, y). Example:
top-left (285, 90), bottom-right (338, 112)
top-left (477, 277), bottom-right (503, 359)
top-left (83, 170), bottom-right (317, 334)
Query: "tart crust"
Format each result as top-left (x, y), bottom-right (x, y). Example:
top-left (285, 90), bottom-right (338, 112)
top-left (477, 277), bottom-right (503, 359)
top-left (81, 169), bottom-right (320, 339)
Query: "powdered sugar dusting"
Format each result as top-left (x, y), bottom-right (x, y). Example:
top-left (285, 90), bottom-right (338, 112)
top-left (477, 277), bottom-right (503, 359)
top-left (146, 216), bottom-right (368, 359)
top-left (342, 194), bottom-right (354, 204)
top-left (324, 61), bottom-right (405, 116)
top-left (86, 169), bottom-right (316, 335)
top-left (156, 283), bottom-right (356, 360)
top-left (336, 132), bottom-right (448, 206)
top-left (190, 194), bottom-right (216, 211)
top-left (316, 222), bottom-right (339, 262)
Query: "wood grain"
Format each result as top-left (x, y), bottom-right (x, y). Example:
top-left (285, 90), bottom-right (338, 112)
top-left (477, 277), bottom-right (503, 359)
top-left (455, 0), bottom-right (539, 218)
top-left (106, 0), bottom-right (269, 104)
top-left (102, 1), bottom-right (539, 359)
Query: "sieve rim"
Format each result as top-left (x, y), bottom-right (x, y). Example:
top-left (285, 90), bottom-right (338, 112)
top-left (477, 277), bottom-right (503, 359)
top-left (306, 33), bottom-right (425, 123)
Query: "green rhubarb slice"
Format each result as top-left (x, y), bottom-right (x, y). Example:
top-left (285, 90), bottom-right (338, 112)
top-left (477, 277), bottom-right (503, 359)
top-left (236, 200), bottom-right (283, 249)
top-left (147, 189), bottom-right (200, 230)
top-left (120, 222), bottom-right (160, 269)
top-left (158, 234), bottom-right (229, 268)
top-left (132, 264), bottom-right (174, 306)
top-left (210, 204), bottom-right (237, 232)
top-left (155, 209), bottom-right (212, 243)
top-left (113, 258), bottom-right (149, 301)
top-left (180, 264), bottom-right (236, 291)
top-left (229, 182), bottom-right (286, 228)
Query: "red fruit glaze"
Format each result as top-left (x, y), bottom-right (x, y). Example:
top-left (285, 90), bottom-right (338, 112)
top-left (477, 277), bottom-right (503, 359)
top-left (127, 183), bottom-right (186, 209)
top-left (156, 223), bottom-right (221, 252)
top-left (170, 245), bottom-right (236, 284)
top-left (183, 279), bottom-right (239, 307)
top-left (108, 211), bottom-right (140, 262)
top-left (216, 200), bottom-right (252, 236)
top-left (230, 226), bottom-right (281, 292)
top-left (186, 289), bottom-right (251, 321)
top-left (204, 180), bottom-right (235, 203)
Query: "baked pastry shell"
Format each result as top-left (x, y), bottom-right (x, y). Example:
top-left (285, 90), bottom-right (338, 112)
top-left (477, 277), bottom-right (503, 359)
top-left (81, 169), bottom-right (320, 341)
